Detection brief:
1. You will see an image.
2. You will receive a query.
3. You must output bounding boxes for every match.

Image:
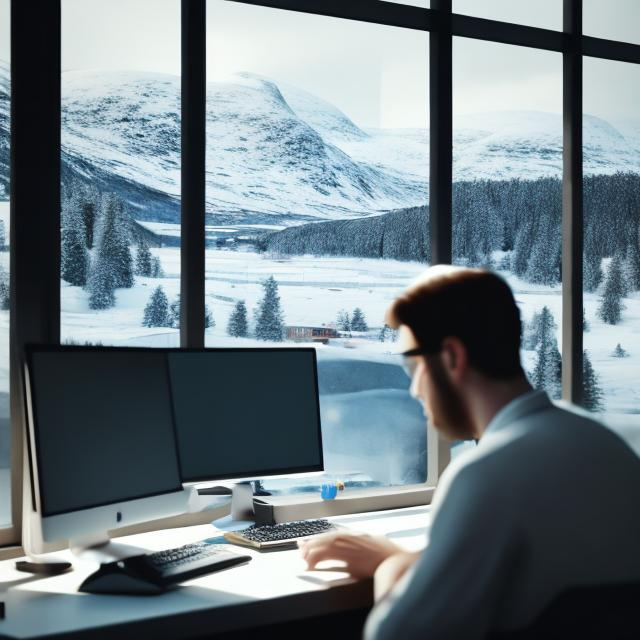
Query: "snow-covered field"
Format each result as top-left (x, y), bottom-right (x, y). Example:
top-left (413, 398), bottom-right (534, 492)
top-left (59, 242), bottom-right (640, 457)
top-left (0, 194), bottom-right (638, 488)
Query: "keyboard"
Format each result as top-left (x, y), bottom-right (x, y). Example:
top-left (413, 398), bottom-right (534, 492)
top-left (224, 519), bottom-right (336, 550)
top-left (79, 542), bottom-right (252, 594)
top-left (144, 542), bottom-right (251, 583)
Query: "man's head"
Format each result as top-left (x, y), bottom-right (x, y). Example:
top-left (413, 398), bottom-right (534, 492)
top-left (386, 265), bottom-right (525, 440)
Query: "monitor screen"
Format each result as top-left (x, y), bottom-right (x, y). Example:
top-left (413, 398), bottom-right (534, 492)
top-left (169, 349), bottom-right (323, 482)
top-left (28, 349), bottom-right (183, 517)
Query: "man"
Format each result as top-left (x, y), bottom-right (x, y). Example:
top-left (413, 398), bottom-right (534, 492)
top-left (299, 265), bottom-right (640, 639)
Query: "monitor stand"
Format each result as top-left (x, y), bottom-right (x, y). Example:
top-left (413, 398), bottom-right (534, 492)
top-left (69, 533), bottom-right (148, 564)
top-left (211, 482), bottom-right (255, 533)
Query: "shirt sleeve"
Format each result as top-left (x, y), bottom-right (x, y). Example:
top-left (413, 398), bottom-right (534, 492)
top-left (365, 465), bottom-right (521, 640)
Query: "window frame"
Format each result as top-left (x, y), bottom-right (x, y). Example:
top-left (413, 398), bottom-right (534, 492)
top-left (3, 0), bottom-right (640, 550)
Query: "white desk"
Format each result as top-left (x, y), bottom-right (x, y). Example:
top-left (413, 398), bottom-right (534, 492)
top-left (0, 506), bottom-right (430, 639)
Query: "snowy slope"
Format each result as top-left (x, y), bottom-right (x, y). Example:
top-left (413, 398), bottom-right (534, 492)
top-left (0, 62), bottom-right (639, 220)
top-left (62, 70), bottom-right (181, 197)
top-left (61, 70), bottom-right (424, 224)
top-left (204, 73), bottom-right (423, 223)
top-left (453, 111), bottom-right (639, 180)
top-left (612, 117), bottom-right (640, 158)
top-left (272, 75), bottom-right (369, 144)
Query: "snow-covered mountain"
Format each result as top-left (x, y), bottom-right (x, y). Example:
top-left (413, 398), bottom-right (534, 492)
top-left (0, 62), bottom-right (638, 224)
top-left (61, 70), bottom-right (424, 224)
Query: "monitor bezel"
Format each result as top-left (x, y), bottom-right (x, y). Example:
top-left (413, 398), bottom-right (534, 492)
top-left (24, 344), bottom-right (185, 518)
top-left (25, 344), bottom-right (325, 508)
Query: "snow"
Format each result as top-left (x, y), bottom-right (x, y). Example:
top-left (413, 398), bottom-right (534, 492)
top-left (57, 244), bottom-right (640, 448)
top-left (1, 61), bottom-right (640, 480)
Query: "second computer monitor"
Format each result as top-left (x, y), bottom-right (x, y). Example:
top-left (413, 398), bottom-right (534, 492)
top-left (169, 348), bottom-right (323, 483)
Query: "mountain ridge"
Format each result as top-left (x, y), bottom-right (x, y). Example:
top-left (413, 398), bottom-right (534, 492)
top-left (0, 63), bottom-right (638, 226)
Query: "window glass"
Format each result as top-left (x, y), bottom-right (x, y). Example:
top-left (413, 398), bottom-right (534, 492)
top-left (584, 0), bottom-right (640, 46)
top-left (0, 0), bottom-right (11, 527)
top-left (61, 0), bottom-right (181, 347)
top-left (453, 38), bottom-right (563, 423)
top-left (453, 0), bottom-right (561, 31)
top-left (583, 57), bottom-right (640, 455)
top-left (205, 1), bottom-right (430, 493)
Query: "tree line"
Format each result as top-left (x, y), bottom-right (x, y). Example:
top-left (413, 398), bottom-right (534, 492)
top-left (260, 172), bottom-right (640, 297)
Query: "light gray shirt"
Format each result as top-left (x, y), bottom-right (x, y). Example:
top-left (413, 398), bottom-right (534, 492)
top-left (365, 391), bottom-right (640, 639)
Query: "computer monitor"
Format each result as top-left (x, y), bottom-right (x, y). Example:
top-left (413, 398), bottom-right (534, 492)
top-left (168, 348), bottom-right (323, 484)
top-left (23, 346), bottom-right (188, 555)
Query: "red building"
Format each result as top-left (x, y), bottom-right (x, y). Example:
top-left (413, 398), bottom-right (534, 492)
top-left (285, 326), bottom-right (339, 344)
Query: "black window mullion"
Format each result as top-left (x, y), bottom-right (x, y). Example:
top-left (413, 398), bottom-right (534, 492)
top-left (429, 0), bottom-right (452, 265)
top-left (583, 35), bottom-right (640, 65)
top-left (452, 13), bottom-right (566, 53)
top-left (562, 0), bottom-right (583, 403)
top-left (181, 0), bottom-right (207, 348)
top-left (225, 0), bottom-right (433, 31)
top-left (10, 0), bottom-right (62, 537)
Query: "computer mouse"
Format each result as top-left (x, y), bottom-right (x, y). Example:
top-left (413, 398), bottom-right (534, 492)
top-left (78, 558), bottom-right (168, 595)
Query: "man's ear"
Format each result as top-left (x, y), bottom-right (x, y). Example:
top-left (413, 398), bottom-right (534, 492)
top-left (440, 336), bottom-right (468, 383)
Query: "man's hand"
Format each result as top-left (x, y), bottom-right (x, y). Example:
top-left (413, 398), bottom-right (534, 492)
top-left (298, 532), bottom-right (403, 579)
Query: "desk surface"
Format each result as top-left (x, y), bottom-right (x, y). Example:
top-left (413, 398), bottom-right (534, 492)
top-left (0, 506), bottom-right (430, 639)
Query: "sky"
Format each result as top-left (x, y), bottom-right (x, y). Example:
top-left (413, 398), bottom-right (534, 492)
top-left (1, 0), bottom-right (639, 127)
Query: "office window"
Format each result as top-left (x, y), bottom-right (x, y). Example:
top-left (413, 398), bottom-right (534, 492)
top-left (60, 0), bottom-right (181, 347)
top-left (0, 0), bottom-right (10, 527)
top-left (583, 57), bottom-right (640, 454)
top-left (205, 1), bottom-right (430, 492)
top-left (584, 0), bottom-right (640, 46)
top-left (453, 39), bottom-right (563, 406)
top-left (453, 0), bottom-right (561, 31)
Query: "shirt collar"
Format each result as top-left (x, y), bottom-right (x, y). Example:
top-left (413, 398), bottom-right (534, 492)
top-left (483, 389), bottom-right (552, 437)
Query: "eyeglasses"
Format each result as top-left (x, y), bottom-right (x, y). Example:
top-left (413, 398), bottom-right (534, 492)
top-left (399, 347), bottom-right (433, 380)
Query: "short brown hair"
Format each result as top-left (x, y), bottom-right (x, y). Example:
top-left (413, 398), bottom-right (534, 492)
top-left (387, 266), bottom-right (523, 379)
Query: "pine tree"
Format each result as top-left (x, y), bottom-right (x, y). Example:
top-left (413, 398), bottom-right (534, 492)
top-left (169, 294), bottom-right (214, 329)
top-left (227, 300), bottom-right (249, 337)
top-left (351, 307), bottom-right (368, 332)
top-left (598, 255), bottom-right (625, 325)
top-left (611, 343), bottom-right (629, 358)
top-left (379, 324), bottom-right (390, 342)
top-left (0, 279), bottom-right (9, 310)
top-left (337, 309), bottom-right (351, 332)
top-left (204, 304), bottom-right (215, 330)
top-left (583, 307), bottom-right (589, 333)
top-left (80, 199), bottom-right (97, 249)
top-left (255, 276), bottom-right (285, 341)
top-left (582, 350), bottom-right (604, 412)
top-left (151, 256), bottom-right (164, 278)
top-left (498, 252), bottom-right (511, 271)
top-left (583, 253), bottom-right (603, 292)
top-left (142, 286), bottom-right (171, 327)
top-left (545, 341), bottom-right (562, 399)
top-left (61, 194), bottom-right (90, 287)
top-left (0, 219), bottom-right (5, 248)
top-left (623, 237), bottom-right (640, 291)
top-left (530, 331), bottom-right (562, 399)
top-left (92, 193), bottom-right (134, 291)
top-left (526, 235), bottom-right (558, 285)
top-left (531, 339), bottom-right (549, 392)
top-left (135, 240), bottom-right (153, 277)
top-left (87, 262), bottom-right (115, 310)
top-left (524, 306), bottom-right (556, 350)
top-left (169, 295), bottom-right (180, 328)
